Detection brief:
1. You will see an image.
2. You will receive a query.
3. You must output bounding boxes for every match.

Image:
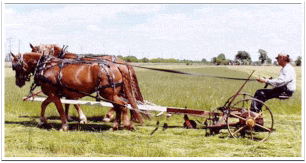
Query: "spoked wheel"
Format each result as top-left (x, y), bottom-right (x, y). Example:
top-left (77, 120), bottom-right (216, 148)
top-left (226, 98), bottom-right (274, 142)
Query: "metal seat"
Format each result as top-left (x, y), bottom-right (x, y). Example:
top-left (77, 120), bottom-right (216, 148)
top-left (278, 96), bottom-right (290, 100)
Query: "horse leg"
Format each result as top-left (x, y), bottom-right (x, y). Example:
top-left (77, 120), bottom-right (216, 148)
top-left (113, 96), bottom-right (135, 130)
top-left (73, 104), bottom-right (87, 124)
top-left (65, 104), bottom-right (73, 122)
top-left (65, 103), bottom-right (87, 124)
top-left (52, 96), bottom-right (69, 131)
top-left (122, 106), bottom-right (135, 130)
top-left (39, 96), bottom-right (53, 127)
top-left (112, 106), bottom-right (121, 130)
top-left (103, 107), bottom-right (115, 122)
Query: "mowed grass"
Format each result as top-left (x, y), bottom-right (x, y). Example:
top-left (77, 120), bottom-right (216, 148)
top-left (4, 65), bottom-right (302, 158)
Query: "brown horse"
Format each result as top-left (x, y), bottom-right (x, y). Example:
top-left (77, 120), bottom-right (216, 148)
top-left (11, 52), bottom-right (143, 131)
top-left (31, 44), bottom-right (144, 102)
top-left (30, 43), bottom-right (145, 121)
top-left (29, 44), bottom-right (87, 123)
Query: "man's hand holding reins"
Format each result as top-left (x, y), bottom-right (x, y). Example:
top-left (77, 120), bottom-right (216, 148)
top-left (257, 77), bottom-right (267, 83)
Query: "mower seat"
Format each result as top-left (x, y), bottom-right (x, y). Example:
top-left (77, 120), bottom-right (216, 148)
top-left (277, 95), bottom-right (290, 100)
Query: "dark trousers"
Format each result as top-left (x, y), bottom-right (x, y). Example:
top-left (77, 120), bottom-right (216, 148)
top-left (251, 86), bottom-right (293, 113)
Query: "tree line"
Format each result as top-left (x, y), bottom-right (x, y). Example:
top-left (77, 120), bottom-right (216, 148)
top-left (5, 49), bottom-right (302, 66)
top-left (81, 54), bottom-right (202, 65)
top-left (211, 49), bottom-right (302, 66)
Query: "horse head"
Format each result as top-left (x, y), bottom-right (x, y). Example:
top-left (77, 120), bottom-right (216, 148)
top-left (30, 43), bottom-right (77, 59)
top-left (11, 52), bottom-right (42, 87)
top-left (30, 43), bottom-right (40, 53)
top-left (30, 43), bottom-right (63, 57)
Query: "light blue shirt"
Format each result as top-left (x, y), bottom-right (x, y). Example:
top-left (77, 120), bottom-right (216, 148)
top-left (267, 63), bottom-right (296, 92)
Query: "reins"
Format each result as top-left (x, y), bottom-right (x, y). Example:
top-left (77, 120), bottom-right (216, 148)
top-left (71, 55), bottom-right (257, 81)
top-left (115, 63), bottom-right (257, 81)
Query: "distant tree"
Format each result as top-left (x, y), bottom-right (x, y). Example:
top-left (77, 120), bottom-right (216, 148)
top-left (186, 61), bottom-right (192, 65)
top-left (267, 58), bottom-right (272, 64)
top-left (223, 59), bottom-right (230, 65)
top-left (139, 57), bottom-right (149, 63)
top-left (258, 49), bottom-right (268, 64)
top-left (217, 53), bottom-right (226, 61)
top-left (227, 59), bottom-right (234, 65)
top-left (166, 58), bottom-right (179, 63)
top-left (211, 53), bottom-right (228, 65)
top-left (117, 55), bottom-right (124, 60)
top-left (253, 61), bottom-right (260, 66)
top-left (216, 57), bottom-right (223, 65)
top-left (201, 58), bottom-right (207, 63)
top-left (150, 58), bottom-right (163, 63)
top-left (235, 51), bottom-right (252, 65)
top-left (211, 57), bottom-right (217, 63)
top-left (124, 56), bottom-right (138, 62)
top-left (295, 56), bottom-right (302, 66)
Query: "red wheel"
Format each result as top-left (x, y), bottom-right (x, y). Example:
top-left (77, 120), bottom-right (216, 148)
top-left (226, 98), bottom-right (274, 142)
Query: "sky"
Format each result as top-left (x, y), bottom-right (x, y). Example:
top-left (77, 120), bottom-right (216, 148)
top-left (3, 3), bottom-right (304, 62)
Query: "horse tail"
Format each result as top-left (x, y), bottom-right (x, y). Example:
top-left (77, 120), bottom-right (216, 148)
top-left (125, 63), bottom-right (151, 120)
top-left (126, 63), bottom-right (144, 103)
top-left (119, 66), bottom-right (144, 125)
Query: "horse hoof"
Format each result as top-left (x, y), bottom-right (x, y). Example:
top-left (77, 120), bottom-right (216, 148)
top-left (67, 116), bottom-right (73, 122)
top-left (60, 124), bottom-right (69, 132)
top-left (38, 121), bottom-right (45, 128)
top-left (112, 123), bottom-right (120, 131)
top-left (103, 117), bottom-right (111, 122)
top-left (80, 118), bottom-right (87, 124)
top-left (128, 126), bottom-right (136, 131)
top-left (39, 117), bottom-right (48, 127)
top-left (112, 126), bottom-right (119, 131)
top-left (128, 123), bottom-right (136, 131)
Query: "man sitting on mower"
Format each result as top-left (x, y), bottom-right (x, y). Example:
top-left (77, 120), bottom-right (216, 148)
top-left (251, 53), bottom-right (296, 113)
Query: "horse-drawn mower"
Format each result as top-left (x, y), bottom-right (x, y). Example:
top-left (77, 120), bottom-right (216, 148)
top-left (12, 45), bottom-right (273, 142)
top-left (24, 70), bottom-right (274, 142)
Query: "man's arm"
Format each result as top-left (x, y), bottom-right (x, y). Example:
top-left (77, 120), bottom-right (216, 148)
top-left (266, 69), bottom-right (292, 88)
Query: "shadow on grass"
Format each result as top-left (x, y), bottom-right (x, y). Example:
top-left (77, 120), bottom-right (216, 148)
top-left (5, 115), bottom-right (112, 132)
top-left (19, 115), bottom-right (106, 122)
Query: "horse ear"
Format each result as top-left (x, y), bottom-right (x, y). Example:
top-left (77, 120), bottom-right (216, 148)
top-left (30, 43), bottom-right (34, 49)
top-left (10, 52), bottom-right (17, 60)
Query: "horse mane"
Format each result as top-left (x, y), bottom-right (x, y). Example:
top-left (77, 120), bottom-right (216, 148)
top-left (51, 44), bottom-right (62, 52)
top-left (39, 44), bottom-right (56, 51)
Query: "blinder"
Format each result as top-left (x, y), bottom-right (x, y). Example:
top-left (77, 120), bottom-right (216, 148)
top-left (13, 54), bottom-right (31, 81)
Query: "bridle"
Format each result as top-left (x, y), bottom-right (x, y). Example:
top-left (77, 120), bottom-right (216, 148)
top-left (13, 54), bottom-right (32, 82)
top-left (12, 54), bottom-right (25, 70)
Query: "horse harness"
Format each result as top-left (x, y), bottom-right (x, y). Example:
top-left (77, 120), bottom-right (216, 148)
top-left (32, 55), bottom-right (123, 100)
top-left (58, 45), bottom-right (69, 59)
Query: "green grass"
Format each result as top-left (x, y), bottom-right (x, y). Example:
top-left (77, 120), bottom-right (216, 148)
top-left (4, 65), bottom-right (302, 158)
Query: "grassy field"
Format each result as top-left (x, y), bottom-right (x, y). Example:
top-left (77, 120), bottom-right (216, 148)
top-left (3, 65), bottom-right (303, 159)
